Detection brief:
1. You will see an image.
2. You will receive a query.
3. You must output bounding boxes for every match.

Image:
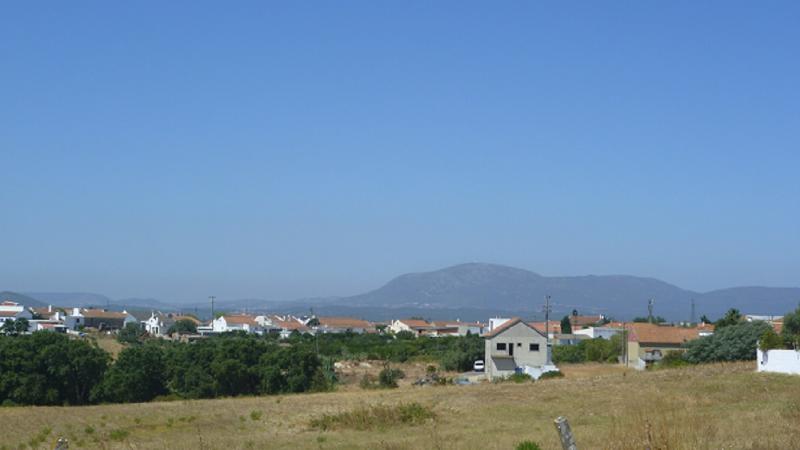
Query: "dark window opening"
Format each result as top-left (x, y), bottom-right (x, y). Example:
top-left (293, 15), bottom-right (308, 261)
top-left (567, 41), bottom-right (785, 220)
top-left (529, 343), bottom-right (540, 351)
top-left (496, 343), bottom-right (506, 351)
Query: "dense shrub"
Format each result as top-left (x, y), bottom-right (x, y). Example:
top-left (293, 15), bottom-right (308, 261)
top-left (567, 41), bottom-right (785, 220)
top-left (759, 328), bottom-right (785, 351)
top-left (553, 336), bottom-right (622, 364)
top-left (310, 402), bottom-right (435, 431)
top-left (378, 366), bottom-right (405, 388)
top-left (538, 370), bottom-right (564, 380)
top-left (684, 321), bottom-right (771, 363)
top-left (0, 332), bottom-right (109, 405)
top-left (94, 343), bottom-right (168, 403)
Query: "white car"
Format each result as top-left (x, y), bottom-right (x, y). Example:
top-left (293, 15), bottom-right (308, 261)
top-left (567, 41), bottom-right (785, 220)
top-left (473, 360), bottom-right (485, 372)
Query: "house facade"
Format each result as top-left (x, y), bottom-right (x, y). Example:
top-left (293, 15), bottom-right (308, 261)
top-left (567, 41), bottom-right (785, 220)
top-left (0, 301), bottom-right (33, 326)
top-left (483, 318), bottom-right (549, 379)
top-left (623, 323), bottom-right (700, 369)
top-left (81, 309), bottom-right (138, 330)
top-left (212, 314), bottom-right (264, 334)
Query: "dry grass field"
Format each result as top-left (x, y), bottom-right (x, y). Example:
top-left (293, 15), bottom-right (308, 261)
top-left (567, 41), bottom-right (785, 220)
top-left (1, 361), bottom-right (798, 450)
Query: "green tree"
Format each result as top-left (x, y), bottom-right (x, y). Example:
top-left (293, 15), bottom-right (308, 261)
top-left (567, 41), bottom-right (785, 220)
top-left (685, 321), bottom-right (770, 363)
top-left (781, 306), bottom-right (800, 345)
top-left (1, 318), bottom-right (29, 335)
top-left (167, 319), bottom-right (197, 335)
top-left (95, 344), bottom-right (167, 403)
top-left (699, 314), bottom-right (712, 324)
top-left (633, 316), bottom-right (666, 324)
top-left (117, 322), bottom-right (145, 344)
top-left (560, 316), bottom-right (572, 334)
top-left (759, 328), bottom-right (785, 351)
top-left (715, 308), bottom-right (743, 329)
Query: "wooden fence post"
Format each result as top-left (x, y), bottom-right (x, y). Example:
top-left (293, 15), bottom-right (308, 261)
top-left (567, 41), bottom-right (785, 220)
top-left (554, 416), bottom-right (578, 450)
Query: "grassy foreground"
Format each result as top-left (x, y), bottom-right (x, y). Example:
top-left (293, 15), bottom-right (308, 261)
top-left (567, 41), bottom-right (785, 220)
top-left (1, 362), bottom-right (798, 449)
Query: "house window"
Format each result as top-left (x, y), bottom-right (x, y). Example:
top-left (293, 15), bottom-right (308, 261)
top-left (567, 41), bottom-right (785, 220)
top-left (496, 343), bottom-right (507, 351)
top-left (529, 343), bottom-right (540, 351)
top-left (517, 342), bottom-right (522, 347)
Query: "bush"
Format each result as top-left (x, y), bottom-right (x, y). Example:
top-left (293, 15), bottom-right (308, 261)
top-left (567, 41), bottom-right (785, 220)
top-left (552, 336), bottom-right (622, 364)
top-left (655, 350), bottom-right (689, 368)
top-left (515, 441), bottom-right (543, 450)
top-left (378, 366), bottom-right (405, 388)
top-left (538, 370), bottom-right (564, 380)
top-left (506, 372), bottom-right (532, 383)
top-left (685, 321), bottom-right (771, 363)
top-left (760, 328), bottom-right (785, 351)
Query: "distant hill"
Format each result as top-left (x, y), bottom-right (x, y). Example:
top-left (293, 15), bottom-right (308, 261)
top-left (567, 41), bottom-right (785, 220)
top-left (7, 263), bottom-right (799, 321)
top-left (342, 263), bottom-right (800, 320)
top-left (0, 291), bottom-right (47, 308)
top-left (25, 292), bottom-right (112, 307)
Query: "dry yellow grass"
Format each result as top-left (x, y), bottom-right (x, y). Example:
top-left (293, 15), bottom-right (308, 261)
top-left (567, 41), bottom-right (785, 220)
top-left (1, 361), bottom-right (798, 449)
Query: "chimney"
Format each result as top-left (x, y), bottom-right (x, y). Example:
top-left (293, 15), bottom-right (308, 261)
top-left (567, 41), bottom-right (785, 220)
top-left (48, 305), bottom-right (52, 313)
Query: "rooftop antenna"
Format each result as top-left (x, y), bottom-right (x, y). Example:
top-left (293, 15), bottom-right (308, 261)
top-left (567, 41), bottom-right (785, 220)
top-left (648, 298), bottom-right (655, 324)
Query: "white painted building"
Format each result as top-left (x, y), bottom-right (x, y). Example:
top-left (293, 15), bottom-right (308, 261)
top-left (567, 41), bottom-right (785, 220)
top-left (573, 326), bottom-right (622, 340)
top-left (0, 301), bottom-right (33, 326)
top-left (212, 314), bottom-right (264, 334)
top-left (757, 348), bottom-right (800, 375)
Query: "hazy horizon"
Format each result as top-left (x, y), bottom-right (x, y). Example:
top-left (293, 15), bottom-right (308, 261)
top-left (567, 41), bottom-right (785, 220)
top-left (2, 2), bottom-right (798, 301)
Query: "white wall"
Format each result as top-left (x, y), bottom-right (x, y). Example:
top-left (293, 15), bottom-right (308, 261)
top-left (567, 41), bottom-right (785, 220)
top-left (757, 348), bottom-right (800, 375)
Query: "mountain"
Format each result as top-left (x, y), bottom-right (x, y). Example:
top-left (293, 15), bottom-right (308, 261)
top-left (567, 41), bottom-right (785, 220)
top-left (343, 263), bottom-right (800, 320)
top-left (0, 291), bottom-right (48, 308)
top-left (25, 292), bottom-right (112, 307)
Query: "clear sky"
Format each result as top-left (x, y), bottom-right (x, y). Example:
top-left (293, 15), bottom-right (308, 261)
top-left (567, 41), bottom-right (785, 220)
top-left (2, 1), bottom-right (798, 302)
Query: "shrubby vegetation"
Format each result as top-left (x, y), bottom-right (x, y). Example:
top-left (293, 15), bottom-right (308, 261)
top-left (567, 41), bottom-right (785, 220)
top-left (0, 330), bottom-right (484, 406)
top-left (291, 331), bottom-right (484, 372)
top-left (552, 336), bottom-right (622, 363)
top-left (684, 321), bottom-right (770, 363)
top-left (0, 332), bottom-right (109, 406)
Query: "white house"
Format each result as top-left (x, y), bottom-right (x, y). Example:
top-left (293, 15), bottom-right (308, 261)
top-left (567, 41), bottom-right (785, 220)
top-left (212, 314), bottom-right (264, 334)
top-left (64, 308), bottom-right (85, 331)
top-left (0, 301), bottom-right (33, 327)
top-left (389, 319), bottom-right (431, 336)
top-left (483, 318), bottom-right (556, 380)
top-left (573, 326), bottom-right (622, 340)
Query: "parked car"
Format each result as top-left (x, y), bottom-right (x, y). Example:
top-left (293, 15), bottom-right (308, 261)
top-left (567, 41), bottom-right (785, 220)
top-left (473, 359), bottom-right (485, 372)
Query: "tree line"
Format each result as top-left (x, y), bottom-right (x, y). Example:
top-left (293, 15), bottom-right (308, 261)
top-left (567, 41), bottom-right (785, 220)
top-left (0, 330), bottom-right (484, 406)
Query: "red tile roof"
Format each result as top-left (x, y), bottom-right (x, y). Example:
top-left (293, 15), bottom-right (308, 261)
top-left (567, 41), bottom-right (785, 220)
top-left (318, 317), bottom-right (372, 329)
top-left (81, 309), bottom-right (129, 319)
top-left (223, 315), bottom-right (258, 326)
top-left (397, 319), bottom-right (430, 329)
top-left (625, 323), bottom-right (700, 345)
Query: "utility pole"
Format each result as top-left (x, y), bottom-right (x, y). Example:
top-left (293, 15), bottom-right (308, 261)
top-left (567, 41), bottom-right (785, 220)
top-left (209, 296), bottom-right (216, 321)
top-left (690, 298), bottom-right (696, 325)
top-left (647, 298), bottom-right (655, 324)
top-left (544, 295), bottom-right (552, 365)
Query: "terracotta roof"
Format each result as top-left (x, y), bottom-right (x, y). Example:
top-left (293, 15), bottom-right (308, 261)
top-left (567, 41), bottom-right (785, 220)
top-left (625, 323), bottom-right (700, 345)
top-left (0, 310), bottom-right (21, 317)
top-left (530, 321), bottom-right (562, 334)
top-left (81, 309), bottom-right (129, 319)
top-left (397, 319), bottom-right (430, 329)
top-left (269, 316), bottom-right (309, 332)
top-left (570, 315), bottom-right (604, 328)
top-left (1, 301), bottom-right (20, 306)
top-left (318, 317), bottom-right (372, 329)
top-left (223, 315), bottom-right (258, 326)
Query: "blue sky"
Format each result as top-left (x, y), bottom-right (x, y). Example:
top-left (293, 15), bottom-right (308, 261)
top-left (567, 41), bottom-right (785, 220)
top-left (1, 1), bottom-right (798, 301)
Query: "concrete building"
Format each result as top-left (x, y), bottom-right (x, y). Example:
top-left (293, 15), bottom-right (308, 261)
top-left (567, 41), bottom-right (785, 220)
top-left (483, 318), bottom-right (553, 379)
